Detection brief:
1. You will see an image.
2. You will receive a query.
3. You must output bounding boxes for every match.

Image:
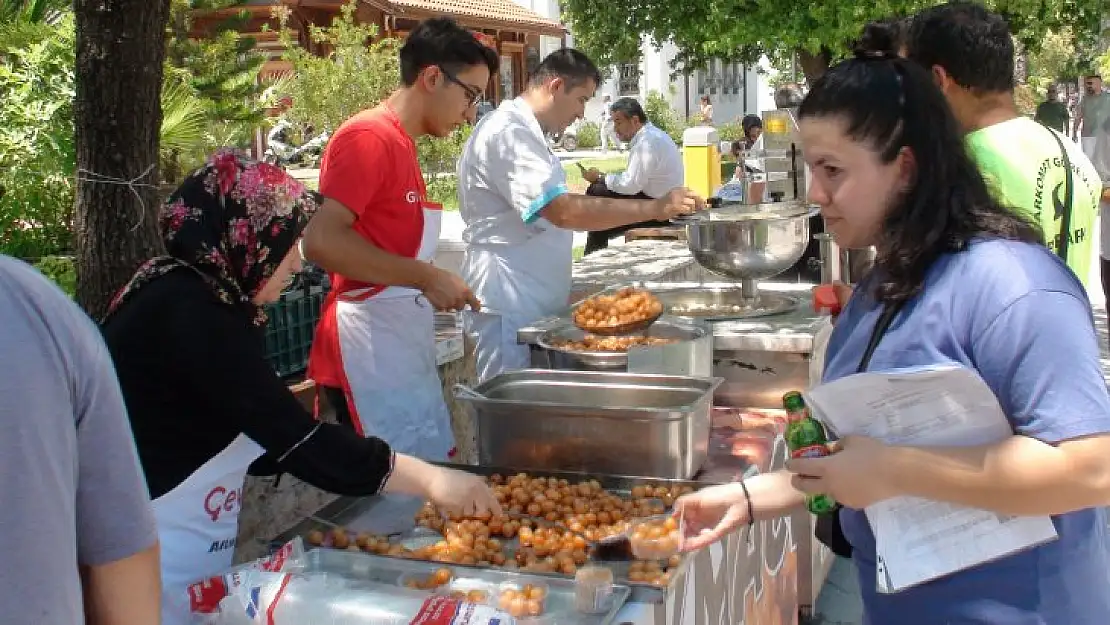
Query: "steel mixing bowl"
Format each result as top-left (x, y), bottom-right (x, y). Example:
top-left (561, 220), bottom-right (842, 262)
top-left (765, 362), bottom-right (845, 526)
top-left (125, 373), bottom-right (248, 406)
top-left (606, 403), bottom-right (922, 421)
top-left (677, 201), bottom-right (819, 283)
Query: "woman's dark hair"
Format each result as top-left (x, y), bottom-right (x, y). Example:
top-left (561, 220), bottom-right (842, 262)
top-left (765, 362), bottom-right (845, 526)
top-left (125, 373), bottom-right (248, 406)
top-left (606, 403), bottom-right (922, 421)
top-left (797, 47), bottom-right (1042, 304)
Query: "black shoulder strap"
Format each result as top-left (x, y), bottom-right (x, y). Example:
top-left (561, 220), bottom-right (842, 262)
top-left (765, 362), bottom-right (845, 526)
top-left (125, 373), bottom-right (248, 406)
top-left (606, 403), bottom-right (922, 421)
top-left (857, 301), bottom-right (906, 374)
top-left (1045, 128), bottom-right (1074, 261)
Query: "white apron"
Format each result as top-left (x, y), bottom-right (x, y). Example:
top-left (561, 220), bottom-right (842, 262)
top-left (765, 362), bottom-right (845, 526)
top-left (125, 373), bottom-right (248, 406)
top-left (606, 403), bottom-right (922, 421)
top-left (154, 433), bottom-right (265, 625)
top-left (463, 223), bottom-right (574, 383)
top-left (332, 203), bottom-right (454, 460)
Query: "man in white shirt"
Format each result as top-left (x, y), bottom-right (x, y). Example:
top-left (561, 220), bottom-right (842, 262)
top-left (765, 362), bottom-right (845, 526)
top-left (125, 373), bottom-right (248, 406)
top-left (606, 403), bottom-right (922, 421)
top-left (457, 50), bottom-right (702, 383)
top-left (582, 97), bottom-right (685, 254)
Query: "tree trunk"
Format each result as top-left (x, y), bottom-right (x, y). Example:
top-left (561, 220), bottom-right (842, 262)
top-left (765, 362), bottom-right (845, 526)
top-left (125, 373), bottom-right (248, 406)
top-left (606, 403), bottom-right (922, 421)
top-left (797, 47), bottom-right (832, 83)
top-left (73, 0), bottom-right (172, 319)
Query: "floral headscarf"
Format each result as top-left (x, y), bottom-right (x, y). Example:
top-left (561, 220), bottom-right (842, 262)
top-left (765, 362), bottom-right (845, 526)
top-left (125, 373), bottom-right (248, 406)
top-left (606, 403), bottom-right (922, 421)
top-left (103, 150), bottom-right (320, 327)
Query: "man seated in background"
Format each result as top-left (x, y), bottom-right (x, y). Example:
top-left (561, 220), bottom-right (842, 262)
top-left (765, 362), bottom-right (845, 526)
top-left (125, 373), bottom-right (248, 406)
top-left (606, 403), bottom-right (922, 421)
top-left (582, 97), bottom-right (684, 254)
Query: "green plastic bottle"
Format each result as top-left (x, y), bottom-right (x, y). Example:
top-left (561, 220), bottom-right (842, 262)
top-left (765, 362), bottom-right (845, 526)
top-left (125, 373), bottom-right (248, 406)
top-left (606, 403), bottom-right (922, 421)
top-left (782, 391), bottom-right (837, 515)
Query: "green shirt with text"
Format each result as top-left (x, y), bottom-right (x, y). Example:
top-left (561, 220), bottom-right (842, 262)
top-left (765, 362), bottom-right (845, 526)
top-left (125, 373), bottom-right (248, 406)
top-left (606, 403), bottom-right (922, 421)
top-left (966, 117), bottom-right (1101, 287)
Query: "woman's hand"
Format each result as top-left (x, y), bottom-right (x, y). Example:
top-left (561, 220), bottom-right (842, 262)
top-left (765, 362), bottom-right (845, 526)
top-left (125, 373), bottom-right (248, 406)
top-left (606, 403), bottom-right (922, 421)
top-left (384, 455), bottom-right (502, 518)
top-left (672, 482), bottom-right (751, 551)
top-left (424, 465), bottom-right (504, 518)
top-left (787, 436), bottom-right (897, 509)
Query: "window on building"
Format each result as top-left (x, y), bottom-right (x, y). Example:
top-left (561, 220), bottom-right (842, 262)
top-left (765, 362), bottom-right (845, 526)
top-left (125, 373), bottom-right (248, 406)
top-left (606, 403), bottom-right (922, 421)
top-left (618, 61), bottom-right (641, 96)
top-left (708, 60), bottom-right (718, 95)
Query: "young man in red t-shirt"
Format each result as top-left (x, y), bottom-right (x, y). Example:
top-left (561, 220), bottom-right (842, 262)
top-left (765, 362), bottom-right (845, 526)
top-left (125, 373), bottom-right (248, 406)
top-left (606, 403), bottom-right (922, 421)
top-left (304, 18), bottom-right (497, 460)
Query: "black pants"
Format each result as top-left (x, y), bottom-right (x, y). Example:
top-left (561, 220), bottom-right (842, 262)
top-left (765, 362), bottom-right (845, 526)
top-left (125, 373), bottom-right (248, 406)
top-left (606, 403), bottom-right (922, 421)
top-left (582, 182), bottom-right (671, 255)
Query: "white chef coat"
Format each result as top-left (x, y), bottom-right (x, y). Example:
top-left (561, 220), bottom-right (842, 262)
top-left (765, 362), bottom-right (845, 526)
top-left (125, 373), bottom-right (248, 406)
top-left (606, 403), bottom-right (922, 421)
top-left (603, 122), bottom-right (684, 198)
top-left (458, 98), bottom-right (575, 382)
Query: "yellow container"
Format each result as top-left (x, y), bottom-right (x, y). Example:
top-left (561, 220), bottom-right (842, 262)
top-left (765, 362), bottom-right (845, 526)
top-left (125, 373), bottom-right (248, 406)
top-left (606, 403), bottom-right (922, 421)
top-left (682, 126), bottom-right (721, 200)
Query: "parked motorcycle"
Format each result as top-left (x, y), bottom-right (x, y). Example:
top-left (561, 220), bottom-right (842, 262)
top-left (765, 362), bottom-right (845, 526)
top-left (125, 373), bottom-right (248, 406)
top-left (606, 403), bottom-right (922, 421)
top-left (264, 120), bottom-right (330, 168)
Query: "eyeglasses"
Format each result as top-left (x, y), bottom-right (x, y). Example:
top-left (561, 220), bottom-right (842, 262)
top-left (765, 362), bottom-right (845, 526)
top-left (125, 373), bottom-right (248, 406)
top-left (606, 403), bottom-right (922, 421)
top-left (439, 66), bottom-right (484, 108)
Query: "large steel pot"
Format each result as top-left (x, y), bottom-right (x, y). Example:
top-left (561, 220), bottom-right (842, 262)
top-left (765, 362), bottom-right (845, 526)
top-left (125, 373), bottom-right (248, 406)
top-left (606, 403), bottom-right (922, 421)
top-left (677, 201), bottom-right (820, 298)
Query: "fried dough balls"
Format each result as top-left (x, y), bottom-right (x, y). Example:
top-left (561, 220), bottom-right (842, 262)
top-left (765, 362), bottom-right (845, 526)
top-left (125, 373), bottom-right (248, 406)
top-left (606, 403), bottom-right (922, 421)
top-left (573, 288), bottom-right (663, 331)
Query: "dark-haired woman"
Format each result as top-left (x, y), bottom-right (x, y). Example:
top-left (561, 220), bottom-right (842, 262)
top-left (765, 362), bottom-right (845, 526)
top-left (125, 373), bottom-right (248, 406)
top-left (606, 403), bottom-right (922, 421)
top-left (672, 52), bottom-right (1110, 624)
top-left (101, 151), bottom-right (501, 625)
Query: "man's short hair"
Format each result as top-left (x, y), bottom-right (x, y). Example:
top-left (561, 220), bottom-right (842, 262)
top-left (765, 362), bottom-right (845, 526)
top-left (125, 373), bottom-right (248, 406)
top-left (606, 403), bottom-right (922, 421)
top-left (399, 17), bottom-right (499, 86)
top-left (610, 97), bottom-right (647, 124)
top-left (1085, 74), bottom-right (1103, 80)
top-left (529, 48), bottom-right (601, 90)
top-left (906, 2), bottom-right (1014, 93)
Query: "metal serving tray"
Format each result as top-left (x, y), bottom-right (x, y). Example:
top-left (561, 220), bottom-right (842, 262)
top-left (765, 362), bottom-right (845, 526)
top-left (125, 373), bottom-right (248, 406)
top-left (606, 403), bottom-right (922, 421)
top-left (297, 548), bottom-right (631, 624)
top-left (271, 464), bottom-right (723, 604)
top-left (455, 370), bottom-right (722, 479)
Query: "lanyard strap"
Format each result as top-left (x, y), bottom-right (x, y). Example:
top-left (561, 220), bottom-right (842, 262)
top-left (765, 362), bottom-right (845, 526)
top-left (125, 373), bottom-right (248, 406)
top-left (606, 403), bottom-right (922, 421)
top-left (856, 301), bottom-right (906, 373)
top-left (1045, 128), bottom-right (1074, 261)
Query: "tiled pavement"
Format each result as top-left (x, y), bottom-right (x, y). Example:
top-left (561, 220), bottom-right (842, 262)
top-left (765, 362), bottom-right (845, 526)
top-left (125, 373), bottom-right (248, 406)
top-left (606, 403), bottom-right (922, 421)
top-left (807, 303), bottom-right (1110, 624)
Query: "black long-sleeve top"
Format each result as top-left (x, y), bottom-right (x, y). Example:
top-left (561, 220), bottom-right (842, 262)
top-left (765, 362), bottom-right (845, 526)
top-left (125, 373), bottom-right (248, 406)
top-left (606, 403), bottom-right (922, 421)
top-left (101, 269), bottom-right (394, 500)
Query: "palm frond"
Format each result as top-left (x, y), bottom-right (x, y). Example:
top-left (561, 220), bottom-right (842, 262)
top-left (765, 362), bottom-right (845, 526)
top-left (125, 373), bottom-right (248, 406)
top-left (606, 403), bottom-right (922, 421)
top-left (159, 79), bottom-right (208, 156)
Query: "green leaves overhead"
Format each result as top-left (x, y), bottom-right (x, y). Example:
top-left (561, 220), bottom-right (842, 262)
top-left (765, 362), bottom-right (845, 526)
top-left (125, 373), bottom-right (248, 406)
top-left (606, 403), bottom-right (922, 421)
top-left (560, 0), bottom-right (1108, 79)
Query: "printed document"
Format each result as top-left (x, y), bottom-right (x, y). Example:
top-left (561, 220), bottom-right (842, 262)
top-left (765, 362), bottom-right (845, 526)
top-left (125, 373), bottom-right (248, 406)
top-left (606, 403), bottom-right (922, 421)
top-left (803, 365), bottom-right (1058, 592)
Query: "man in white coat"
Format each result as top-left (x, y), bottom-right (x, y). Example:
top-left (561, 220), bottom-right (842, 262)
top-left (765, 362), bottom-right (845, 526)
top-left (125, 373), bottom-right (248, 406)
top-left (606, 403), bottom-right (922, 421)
top-left (457, 49), bottom-right (704, 383)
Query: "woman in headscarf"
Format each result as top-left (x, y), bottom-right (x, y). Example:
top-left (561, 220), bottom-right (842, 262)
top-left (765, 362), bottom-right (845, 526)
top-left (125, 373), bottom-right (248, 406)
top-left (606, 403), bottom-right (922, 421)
top-left (101, 151), bottom-right (500, 625)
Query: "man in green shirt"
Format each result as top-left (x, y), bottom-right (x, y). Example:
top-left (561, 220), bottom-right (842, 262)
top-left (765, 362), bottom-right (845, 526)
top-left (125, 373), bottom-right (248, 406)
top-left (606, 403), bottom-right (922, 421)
top-left (906, 3), bottom-right (1101, 288)
top-left (1035, 86), bottom-right (1070, 133)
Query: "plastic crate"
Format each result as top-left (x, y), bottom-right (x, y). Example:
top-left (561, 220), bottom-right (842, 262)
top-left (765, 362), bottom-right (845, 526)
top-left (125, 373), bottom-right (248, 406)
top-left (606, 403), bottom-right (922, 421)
top-left (262, 285), bottom-right (327, 378)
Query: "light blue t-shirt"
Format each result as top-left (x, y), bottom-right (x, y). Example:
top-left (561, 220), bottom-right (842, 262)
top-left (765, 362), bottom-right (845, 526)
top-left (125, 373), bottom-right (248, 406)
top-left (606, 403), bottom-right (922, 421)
top-left (823, 239), bottom-right (1110, 625)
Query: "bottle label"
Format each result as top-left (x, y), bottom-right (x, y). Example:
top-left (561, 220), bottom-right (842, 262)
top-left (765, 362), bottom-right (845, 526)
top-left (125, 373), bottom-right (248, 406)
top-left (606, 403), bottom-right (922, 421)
top-left (791, 444), bottom-right (829, 459)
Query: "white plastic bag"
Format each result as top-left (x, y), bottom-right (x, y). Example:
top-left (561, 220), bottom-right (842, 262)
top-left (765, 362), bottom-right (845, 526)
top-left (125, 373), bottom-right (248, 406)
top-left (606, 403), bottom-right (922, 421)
top-left (187, 537), bottom-right (307, 620)
top-left (215, 571), bottom-right (516, 625)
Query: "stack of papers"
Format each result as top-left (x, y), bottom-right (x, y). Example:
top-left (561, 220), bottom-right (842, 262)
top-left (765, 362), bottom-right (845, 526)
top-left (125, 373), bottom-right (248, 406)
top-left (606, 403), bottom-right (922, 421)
top-left (804, 365), bottom-right (1058, 592)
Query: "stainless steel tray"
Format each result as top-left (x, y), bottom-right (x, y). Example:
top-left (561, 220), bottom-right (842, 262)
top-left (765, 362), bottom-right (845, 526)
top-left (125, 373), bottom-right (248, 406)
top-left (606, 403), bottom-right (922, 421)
top-left (650, 286), bottom-right (798, 321)
top-left (456, 370), bottom-right (722, 479)
top-left (533, 318), bottom-right (709, 371)
top-left (271, 464), bottom-right (724, 603)
top-left (299, 548), bottom-right (631, 624)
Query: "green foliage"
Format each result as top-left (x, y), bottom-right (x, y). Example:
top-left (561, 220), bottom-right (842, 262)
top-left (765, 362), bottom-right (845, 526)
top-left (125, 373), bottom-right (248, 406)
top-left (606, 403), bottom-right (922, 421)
top-left (560, 0), bottom-right (1109, 80)
top-left (276, 2), bottom-right (400, 135)
top-left (163, 0), bottom-right (273, 183)
top-left (715, 120), bottom-right (744, 143)
top-left (275, 1), bottom-right (473, 190)
top-left (643, 90), bottom-right (685, 144)
top-left (575, 121), bottom-right (601, 149)
top-left (1026, 28), bottom-right (1083, 92)
top-left (33, 255), bottom-right (76, 297)
top-left (0, 11), bottom-right (75, 258)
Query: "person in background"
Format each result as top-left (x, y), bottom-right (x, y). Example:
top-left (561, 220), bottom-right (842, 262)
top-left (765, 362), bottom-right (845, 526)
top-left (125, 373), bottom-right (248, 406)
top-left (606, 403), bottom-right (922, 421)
top-left (904, 2), bottom-right (1101, 289)
top-left (582, 96), bottom-right (684, 254)
top-left (699, 94), bottom-right (714, 125)
top-left (675, 47), bottom-right (1110, 625)
top-left (303, 18), bottom-right (497, 459)
top-left (1091, 106), bottom-right (1110, 350)
top-left (101, 152), bottom-right (500, 625)
top-left (457, 49), bottom-right (703, 383)
top-left (599, 94), bottom-right (615, 152)
top-left (0, 256), bottom-right (161, 625)
top-left (1035, 85), bottom-right (1070, 133)
top-left (740, 114), bottom-right (763, 150)
top-left (1075, 74), bottom-right (1109, 158)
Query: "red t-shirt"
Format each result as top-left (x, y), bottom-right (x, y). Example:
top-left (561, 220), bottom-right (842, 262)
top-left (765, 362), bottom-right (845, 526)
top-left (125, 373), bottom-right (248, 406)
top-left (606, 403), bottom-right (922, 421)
top-left (318, 105), bottom-right (427, 296)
